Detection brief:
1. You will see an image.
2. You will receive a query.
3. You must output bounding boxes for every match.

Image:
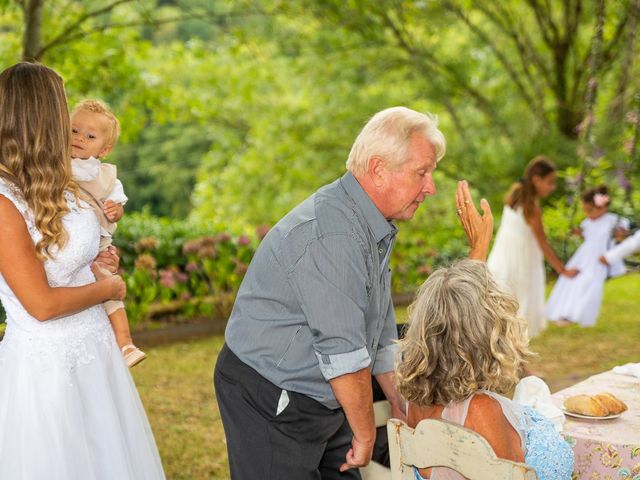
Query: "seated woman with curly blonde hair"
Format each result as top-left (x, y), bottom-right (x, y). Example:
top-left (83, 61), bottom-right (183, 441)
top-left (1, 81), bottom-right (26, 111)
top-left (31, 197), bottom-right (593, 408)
top-left (396, 259), bottom-right (573, 480)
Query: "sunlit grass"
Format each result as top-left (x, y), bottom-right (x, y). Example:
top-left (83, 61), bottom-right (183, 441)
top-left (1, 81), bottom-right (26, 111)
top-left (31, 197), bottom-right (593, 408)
top-left (132, 336), bottom-right (228, 479)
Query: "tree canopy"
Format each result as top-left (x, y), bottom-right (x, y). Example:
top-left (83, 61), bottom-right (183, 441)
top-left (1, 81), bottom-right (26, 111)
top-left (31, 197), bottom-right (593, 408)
top-left (0, 0), bottom-right (638, 228)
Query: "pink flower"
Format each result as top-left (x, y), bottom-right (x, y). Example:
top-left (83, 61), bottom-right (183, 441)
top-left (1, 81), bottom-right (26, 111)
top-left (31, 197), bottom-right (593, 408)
top-left (237, 235), bottom-right (250, 246)
top-left (135, 236), bottom-right (159, 252)
top-left (256, 224), bottom-right (271, 240)
top-left (200, 236), bottom-right (217, 247)
top-left (176, 272), bottom-right (188, 283)
top-left (134, 254), bottom-right (157, 272)
top-left (234, 262), bottom-right (248, 275)
top-left (417, 265), bottom-right (433, 275)
top-left (593, 193), bottom-right (610, 207)
top-left (159, 269), bottom-right (176, 288)
top-left (216, 233), bottom-right (232, 243)
top-left (198, 245), bottom-right (217, 258)
top-left (182, 239), bottom-right (201, 255)
top-left (185, 262), bottom-right (199, 272)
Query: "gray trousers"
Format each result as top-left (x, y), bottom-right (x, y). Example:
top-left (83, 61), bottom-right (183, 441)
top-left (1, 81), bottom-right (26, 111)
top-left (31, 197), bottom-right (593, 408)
top-left (214, 344), bottom-right (361, 480)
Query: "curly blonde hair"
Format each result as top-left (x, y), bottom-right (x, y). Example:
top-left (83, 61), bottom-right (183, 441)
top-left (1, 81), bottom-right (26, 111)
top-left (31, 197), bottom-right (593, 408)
top-left (0, 62), bottom-right (75, 260)
top-left (396, 259), bottom-right (532, 406)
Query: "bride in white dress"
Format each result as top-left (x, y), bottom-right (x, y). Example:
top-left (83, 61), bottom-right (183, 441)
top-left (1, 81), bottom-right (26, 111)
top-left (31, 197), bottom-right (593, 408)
top-left (487, 156), bottom-right (578, 338)
top-left (0, 63), bottom-right (165, 479)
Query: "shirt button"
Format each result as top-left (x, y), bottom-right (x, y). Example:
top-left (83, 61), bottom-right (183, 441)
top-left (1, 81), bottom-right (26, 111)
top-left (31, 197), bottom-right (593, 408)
top-left (378, 248), bottom-right (383, 254)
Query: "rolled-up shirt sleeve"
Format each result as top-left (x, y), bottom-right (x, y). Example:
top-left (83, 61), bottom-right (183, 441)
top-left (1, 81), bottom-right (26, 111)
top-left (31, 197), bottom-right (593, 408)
top-left (289, 233), bottom-right (372, 381)
top-left (372, 297), bottom-right (398, 376)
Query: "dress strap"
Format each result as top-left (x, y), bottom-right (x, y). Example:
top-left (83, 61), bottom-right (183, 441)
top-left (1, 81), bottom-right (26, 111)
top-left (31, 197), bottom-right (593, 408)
top-left (441, 396), bottom-right (473, 424)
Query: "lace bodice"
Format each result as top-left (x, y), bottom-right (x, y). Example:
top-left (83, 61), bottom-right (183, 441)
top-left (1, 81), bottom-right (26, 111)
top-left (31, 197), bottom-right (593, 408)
top-left (0, 178), bottom-right (113, 373)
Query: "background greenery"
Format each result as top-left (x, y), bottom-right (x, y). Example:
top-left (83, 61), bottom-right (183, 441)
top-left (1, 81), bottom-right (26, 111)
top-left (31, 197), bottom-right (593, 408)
top-left (0, 0), bottom-right (638, 321)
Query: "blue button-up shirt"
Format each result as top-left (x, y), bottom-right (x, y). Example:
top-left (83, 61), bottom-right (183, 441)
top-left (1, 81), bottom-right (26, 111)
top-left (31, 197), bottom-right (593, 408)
top-left (225, 172), bottom-right (398, 409)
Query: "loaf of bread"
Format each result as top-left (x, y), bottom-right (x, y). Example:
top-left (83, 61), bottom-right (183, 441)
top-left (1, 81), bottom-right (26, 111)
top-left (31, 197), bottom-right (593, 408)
top-left (564, 394), bottom-right (609, 416)
top-left (593, 392), bottom-right (628, 415)
top-left (563, 392), bottom-right (628, 417)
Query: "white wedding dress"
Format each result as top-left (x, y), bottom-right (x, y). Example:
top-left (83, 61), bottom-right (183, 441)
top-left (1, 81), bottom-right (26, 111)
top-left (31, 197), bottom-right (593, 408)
top-left (0, 179), bottom-right (165, 479)
top-left (487, 206), bottom-right (546, 337)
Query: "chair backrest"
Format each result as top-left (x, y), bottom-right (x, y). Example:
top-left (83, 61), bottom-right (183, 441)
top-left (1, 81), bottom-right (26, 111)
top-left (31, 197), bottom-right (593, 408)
top-left (373, 399), bottom-right (392, 427)
top-left (361, 400), bottom-right (393, 480)
top-left (387, 418), bottom-right (538, 480)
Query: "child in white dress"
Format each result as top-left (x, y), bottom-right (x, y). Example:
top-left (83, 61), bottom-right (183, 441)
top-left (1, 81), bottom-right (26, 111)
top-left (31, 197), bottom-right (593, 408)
top-left (546, 185), bottom-right (628, 327)
top-left (71, 99), bottom-right (146, 366)
top-left (487, 156), bottom-right (578, 337)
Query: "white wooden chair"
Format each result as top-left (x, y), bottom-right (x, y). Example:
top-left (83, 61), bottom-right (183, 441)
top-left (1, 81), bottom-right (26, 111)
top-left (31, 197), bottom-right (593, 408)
top-left (360, 400), bottom-right (392, 480)
top-left (387, 418), bottom-right (538, 480)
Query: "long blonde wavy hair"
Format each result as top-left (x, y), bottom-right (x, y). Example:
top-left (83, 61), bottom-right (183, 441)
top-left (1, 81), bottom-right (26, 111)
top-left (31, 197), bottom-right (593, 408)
top-left (396, 260), bottom-right (532, 406)
top-left (0, 63), bottom-right (75, 260)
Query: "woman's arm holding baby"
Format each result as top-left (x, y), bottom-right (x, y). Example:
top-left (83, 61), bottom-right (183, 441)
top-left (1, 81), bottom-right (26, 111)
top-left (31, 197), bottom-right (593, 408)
top-left (0, 197), bottom-right (125, 321)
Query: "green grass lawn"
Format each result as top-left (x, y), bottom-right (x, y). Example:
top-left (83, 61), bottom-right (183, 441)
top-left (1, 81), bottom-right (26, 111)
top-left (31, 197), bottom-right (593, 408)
top-left (132, 272), bottom-right (640, 479)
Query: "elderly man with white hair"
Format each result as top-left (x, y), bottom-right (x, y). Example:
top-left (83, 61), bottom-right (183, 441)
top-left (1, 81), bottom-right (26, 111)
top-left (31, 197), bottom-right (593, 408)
top-left (214, 106), bottom-right (493, 479)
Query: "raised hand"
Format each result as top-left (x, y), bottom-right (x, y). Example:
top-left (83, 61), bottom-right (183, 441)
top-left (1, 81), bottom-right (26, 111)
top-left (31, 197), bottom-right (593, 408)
top-left (456, 180), bottom-right (493, 261)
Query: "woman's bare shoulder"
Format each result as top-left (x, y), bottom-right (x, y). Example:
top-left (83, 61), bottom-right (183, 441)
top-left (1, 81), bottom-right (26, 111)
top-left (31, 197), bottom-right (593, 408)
top-left (466, 393), bottom-right (525, 462)
top-left (0, 194), bottom-right (24, 225)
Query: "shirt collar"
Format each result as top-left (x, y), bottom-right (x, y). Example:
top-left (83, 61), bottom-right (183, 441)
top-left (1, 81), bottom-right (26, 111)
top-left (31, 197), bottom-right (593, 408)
top-left (71, 156), bottom-right (101, 181)
top-left (340, 171), bottom-right (396, 243)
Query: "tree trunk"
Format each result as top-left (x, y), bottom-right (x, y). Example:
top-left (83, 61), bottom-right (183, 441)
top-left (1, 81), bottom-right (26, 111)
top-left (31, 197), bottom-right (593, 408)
top-left (608, 0), bottom-right (640, 122)
top-left (22, 0), bottom-right (44, 61)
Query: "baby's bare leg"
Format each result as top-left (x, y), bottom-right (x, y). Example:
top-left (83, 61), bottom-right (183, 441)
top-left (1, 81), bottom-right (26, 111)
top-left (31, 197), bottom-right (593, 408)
top-left (97, 244), bottom-right (145, 366)
top-left (108, 307), bottom-right (133, 349)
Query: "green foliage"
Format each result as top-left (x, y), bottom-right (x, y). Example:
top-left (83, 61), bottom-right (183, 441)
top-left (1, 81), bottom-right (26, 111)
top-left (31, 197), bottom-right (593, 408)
top-left (114, 212), bottom-right (262, 324)
top-left (0, 0), bottom-right (639, 327)
top-left (391, 173), bottom-right (470, 292)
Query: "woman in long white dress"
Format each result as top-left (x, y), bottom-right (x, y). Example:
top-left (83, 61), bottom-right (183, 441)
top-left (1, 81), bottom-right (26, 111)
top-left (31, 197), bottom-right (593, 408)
top-left (546, 186), bottom-right (627, 326)
top-left (0, 63), bottom-right (165, 479)
top-left (487, 156), bottom-right (578, 337)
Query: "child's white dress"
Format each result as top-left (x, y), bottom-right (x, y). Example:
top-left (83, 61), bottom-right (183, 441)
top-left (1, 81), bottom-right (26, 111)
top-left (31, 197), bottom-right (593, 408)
top-left (488, 206), bottom-right (546, 337)
top-left (545, 213), bottom-right (626, 326)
